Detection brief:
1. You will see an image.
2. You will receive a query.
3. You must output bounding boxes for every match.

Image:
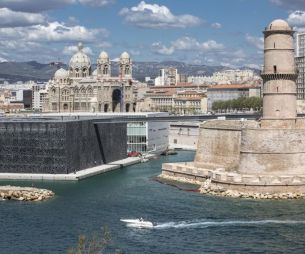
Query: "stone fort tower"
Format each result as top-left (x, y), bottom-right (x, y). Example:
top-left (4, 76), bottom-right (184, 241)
top-left (261, 19), bottom-right (298, 126)
top-left (161, 19), bottom-right (305, 197)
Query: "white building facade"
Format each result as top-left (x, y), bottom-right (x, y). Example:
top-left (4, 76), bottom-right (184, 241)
top-left (155, 68), bottom-right (178, 86)
top-left (296, 32), bottom-right (305, 101)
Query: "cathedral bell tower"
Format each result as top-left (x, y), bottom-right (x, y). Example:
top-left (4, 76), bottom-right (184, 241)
top-left (119, 52), bottom-right (132, 79)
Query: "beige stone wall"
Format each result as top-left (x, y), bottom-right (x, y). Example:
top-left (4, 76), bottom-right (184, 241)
top-left (194, 120), bottom-right (258, 170)
top-left (263, 79), bottom-right (296, 119)
top-left (238, 128), bottom-right (305, 174)
top-left (264, 33), bottom-right (295, 74)
top-left (260, 119), bottom-right (297, 129)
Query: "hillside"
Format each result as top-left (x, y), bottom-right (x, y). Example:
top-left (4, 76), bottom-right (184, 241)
top-left (0, 61), bottom-right (258, 83)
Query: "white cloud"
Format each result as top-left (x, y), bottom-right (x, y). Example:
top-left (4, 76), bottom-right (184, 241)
top-left (245, 34), bottom-right (264, 50)
top-left (63, 45), bottom-right (93, 55)
top-left (287, 11), bottom-right (305, 27)
top-left (0, 21), bottom-right (109, 62)
top-left (0, 0), bottom-right (113, 12)
top-left (211, 22), bottom-right (222, 29)
top-left (78, 0), bottom-right (115, 7)
top-left (98, 42), bottom-right (112, 48)
top-left (0, 56), bottom-right (8, 63)
top-left (0, 0), bottom-right (75, 13)
top-left (0, 22), bottom-right (108, 42)
top-left (119, 1), bottom-right (202, 29)
top-left (152, 37), bottom-right (224, 55)
top-left (151, 42), bottom-right (174, 55)
top-left (270, 0), bottom-right (305, 10)
top-left (0, 8), bottom-right (45, 27)
top-left (172, 37), bottom-right (224, 51)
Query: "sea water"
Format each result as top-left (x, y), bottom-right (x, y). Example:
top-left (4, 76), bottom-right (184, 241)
top-left (0, 151), bottom-right (305, 253)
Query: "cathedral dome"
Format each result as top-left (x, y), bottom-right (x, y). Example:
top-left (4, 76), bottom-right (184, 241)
top-left (54, 68), bottom-right (68, 79)
top-left (267, 19), bottom-right (291, 31)
top-left (99, 51), bottom-right (109, 59)
top-left (69, 43), bottom-right (91, 69)
top-left (120, 51), bottom-right (130, 59)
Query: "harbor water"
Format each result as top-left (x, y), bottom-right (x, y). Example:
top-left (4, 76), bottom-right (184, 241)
top-left (0, 151), bottom-right (305, 253)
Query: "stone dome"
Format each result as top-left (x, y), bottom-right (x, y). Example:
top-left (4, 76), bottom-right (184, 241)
top-left (54, 68), bottom-right (68, 79)
top-left (99, 51), bottom-right (109, 59)
top-left (267, 19), bottom-right (291, 31)
top-left (69, 42), bottom-right (91, 69)
top-left (120, 51), bottom-right (130, 59)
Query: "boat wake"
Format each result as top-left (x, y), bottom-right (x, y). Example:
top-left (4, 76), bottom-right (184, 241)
top-left (121, 218), bottom-right (305, 229)
top-left (154, 219), bottom-right (305, 229)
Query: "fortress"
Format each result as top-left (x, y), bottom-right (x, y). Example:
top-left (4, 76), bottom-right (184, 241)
top-left (161, 19), bottom-right (305, 197)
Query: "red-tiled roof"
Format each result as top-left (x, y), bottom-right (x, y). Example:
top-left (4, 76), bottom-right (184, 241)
top-left (208, 84), bottom-right (260, 90)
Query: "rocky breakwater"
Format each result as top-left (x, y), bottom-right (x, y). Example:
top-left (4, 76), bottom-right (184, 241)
top-left (0, 186), bottom-right (54, 201)
top-left (200, 179), bottom-right (305, 200)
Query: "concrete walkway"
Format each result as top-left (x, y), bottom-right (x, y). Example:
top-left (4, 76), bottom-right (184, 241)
top-left (0, 156), bottom-right (149, 181)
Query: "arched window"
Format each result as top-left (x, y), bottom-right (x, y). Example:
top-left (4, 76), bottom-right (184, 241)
top-left (82, 68), bottom-right (87, 77)
top-left (75, 68), bottom-right (79, 78)
top-left (103, 65), bottom-right (108, 75)
top-left (87, 88), bottom-right (93, 96)
top-left (61, 89), bottom-right (69, 101)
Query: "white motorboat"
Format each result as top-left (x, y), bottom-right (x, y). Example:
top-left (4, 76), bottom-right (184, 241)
top-left (120, 218), bottom-right (154, 229)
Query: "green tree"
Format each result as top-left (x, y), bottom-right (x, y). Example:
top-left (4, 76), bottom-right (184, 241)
top-left (212, 97), bottom-right (262, 112)
top-left (67, 227), bottom-right (114, 254)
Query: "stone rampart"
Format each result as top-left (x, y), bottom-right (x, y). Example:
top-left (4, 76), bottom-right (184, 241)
top-left (194, 120), bottom-right (258, 170)
top-left (239, 128), bottom-right (305, 174)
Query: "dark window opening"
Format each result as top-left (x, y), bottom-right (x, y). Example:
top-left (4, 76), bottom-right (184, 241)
top-left (274, 65), bottom-right (277, 73)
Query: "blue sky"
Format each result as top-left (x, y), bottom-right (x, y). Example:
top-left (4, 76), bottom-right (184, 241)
top-left (0, 0), bottom-right (304, 68)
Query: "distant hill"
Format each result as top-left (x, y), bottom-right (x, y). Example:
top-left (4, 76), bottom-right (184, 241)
top-left (0, 61), bottom-right (259, 83)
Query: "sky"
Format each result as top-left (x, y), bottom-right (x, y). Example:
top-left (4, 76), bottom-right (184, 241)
top-left (0, 0), bottom-right (305, 68)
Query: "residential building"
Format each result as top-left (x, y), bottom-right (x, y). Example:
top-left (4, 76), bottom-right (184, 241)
top-left (188, 69), bottom-right (262, 85)
top-left (296, 32), bottom-right (305, 57)
top-left (155, 67), bottom-right (178, 86)
top-left (137, 83), bottom-right (207, 114)
top-left (207, 84), bottom-right (261, 111)
top-left (296, 32), bottom-right (305, 105)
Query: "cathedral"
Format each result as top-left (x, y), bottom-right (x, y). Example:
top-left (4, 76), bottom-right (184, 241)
top-left (47, 43), bottom-right (136, 113)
